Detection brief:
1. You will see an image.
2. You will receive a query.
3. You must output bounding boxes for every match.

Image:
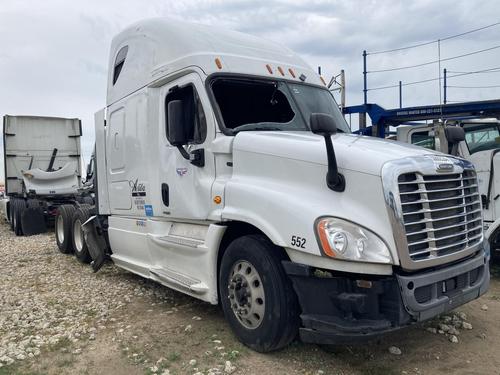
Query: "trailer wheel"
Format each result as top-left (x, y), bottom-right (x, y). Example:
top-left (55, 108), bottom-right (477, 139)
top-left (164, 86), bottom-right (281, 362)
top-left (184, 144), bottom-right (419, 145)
top-left (71, 206), bottom-right (92, 263)
top-left (55, 205), bottom-right (76, 254)
top-left (8, 200), bottom-right (15, 231)
top-left (219, 235), bottom-right (299, 352)
top-left (12, 199), bottom-right (25, 236)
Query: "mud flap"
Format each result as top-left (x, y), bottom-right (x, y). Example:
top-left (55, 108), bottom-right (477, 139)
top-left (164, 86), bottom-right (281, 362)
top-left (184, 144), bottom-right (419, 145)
top-left (21, 207), bottom-right (47, 235)
top-left (82, 215), bottom-right (107, 272)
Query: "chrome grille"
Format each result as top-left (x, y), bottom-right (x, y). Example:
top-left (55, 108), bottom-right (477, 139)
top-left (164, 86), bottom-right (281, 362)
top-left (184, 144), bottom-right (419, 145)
top-left (398, 170), bottom-right (482, 261)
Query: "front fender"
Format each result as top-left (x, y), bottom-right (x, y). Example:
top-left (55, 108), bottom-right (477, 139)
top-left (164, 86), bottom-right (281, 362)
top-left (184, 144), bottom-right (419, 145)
top-left (222, 166), bottom-right (399, 269)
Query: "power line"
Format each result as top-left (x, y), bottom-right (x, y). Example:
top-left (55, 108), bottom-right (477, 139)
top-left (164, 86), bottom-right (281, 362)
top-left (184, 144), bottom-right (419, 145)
top-left (447, 68), bottom-right (500, 74)
top-left (367, 66), bottom-right (500, 91)
top-left (448, 66), bottom-right (500, 78)
top-left (368, 44), bottom-right (500, 73)
top-left (367, 21), bottom-right (500, 55)
top-left (448, 84), bottom-right (500, 89)
top-left (368, 76), bottom-right (441, 91)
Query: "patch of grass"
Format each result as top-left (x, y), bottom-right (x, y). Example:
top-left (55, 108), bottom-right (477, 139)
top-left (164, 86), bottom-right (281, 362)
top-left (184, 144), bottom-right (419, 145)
top-left (167, 352), bottom-right (180, 362)
top-left (48, 336), bottom-right (72, 352)
top-left (56, 357), bottom-right (76, 368)
top-left (227, 350), bottom-right (241, 361)
top-left (0, 365), bottom-right (45, 375)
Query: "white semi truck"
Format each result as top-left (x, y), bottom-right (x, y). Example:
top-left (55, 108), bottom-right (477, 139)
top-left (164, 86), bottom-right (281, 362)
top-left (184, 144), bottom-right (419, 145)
top-left (396, 120), bottom-right (500, 259)
top-left (54, 18), bottom-right (489, 352)
top-left (1, 115), bottom-right (92, 235)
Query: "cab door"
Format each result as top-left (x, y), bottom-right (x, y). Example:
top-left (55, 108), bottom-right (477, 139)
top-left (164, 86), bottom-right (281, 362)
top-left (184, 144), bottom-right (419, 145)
top-left (158, 73), bottom-right (216, 220)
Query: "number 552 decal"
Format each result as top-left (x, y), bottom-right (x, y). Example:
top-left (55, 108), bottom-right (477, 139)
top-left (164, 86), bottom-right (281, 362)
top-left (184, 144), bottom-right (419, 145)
top-left (291, 235), bottom-right (306, 249)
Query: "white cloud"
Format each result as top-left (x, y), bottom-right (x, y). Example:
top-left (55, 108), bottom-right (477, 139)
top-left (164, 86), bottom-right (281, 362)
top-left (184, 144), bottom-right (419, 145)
top-left (1, 0), bottom-right (499, 183)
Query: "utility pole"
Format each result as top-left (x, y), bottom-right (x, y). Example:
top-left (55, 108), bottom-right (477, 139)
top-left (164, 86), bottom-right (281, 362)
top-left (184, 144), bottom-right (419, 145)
top-left (340, 69), bottom-right (345, 109)
top-left (360, 50), bottom-right (368, 129)
top-left (399, 81), bottom-right (402, 108)
top-left (443, 68), bottom-right (447, 105)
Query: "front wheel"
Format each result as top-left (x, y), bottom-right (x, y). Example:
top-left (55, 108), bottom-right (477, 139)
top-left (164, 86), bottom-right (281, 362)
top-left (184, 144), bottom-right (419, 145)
top-left (219, 235), bottom-right (299, 352)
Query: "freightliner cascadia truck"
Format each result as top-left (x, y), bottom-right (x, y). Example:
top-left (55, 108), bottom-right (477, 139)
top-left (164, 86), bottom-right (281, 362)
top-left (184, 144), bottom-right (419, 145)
top-left (54, 18), bottom-right (490, 352)
top-left (1, 115), bottom-right (92, 236)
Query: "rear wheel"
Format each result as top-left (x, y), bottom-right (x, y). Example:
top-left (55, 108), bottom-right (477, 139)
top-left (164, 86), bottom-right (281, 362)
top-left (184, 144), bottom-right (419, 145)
top-left (219, 235), bottom-right (299, 352)
top-left (55, 205), bottom-right (76, 253)
top-left (71, 205), bottom-right (92, 263)
top-left (8, 200), bottom-right (15, 230)
top-left (13, 199), bottom-right (25, 236)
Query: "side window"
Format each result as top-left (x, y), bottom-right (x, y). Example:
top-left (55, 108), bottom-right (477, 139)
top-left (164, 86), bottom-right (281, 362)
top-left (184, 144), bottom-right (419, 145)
top-left (165, 85), bottom-right (207, 145)
top-left (411, 131), bottom-right (436, 150)
top-left (113, 46), bottom-right (128, 85)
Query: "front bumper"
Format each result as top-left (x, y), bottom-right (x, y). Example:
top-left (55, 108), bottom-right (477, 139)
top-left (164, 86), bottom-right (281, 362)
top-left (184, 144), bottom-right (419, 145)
top-left (283, 250), bottom-right (489, 344)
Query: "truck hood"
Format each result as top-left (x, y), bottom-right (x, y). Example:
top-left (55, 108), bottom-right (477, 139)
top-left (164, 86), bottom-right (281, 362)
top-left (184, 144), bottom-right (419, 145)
top-left (232, 131), bottom-right (438, 176)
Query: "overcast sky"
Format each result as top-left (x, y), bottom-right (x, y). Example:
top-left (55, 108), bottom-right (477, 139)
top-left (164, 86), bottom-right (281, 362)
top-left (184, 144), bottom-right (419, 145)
top-left (1, 0), bottom-right (500, 182)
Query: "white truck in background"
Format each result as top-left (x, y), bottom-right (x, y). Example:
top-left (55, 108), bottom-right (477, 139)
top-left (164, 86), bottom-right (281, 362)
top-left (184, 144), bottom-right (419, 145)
top-left (397, 119), bottom-right (500, 259)
top-left (1, 115), bottom-right (92, 235)
top-left (54, 18), bottom-right (489, 352)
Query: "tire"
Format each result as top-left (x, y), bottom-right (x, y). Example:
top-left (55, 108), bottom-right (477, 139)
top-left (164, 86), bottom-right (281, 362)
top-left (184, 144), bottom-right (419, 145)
top-left (219, 235), bottom-right (300, 352)
top-left (13, 199), bottom-right (25, 236)
top-left (489, 229), bottom-right (500, 265)
top-left (55, 205), bottom-right (76, 254)
top-left (71, 206), bottom-right (92, 263)
top-left (8, 200), bottom-right (15, 231)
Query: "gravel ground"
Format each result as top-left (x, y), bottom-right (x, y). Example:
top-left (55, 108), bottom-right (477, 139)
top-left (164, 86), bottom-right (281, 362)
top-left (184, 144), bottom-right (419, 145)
top-left (1, 218), bottom-right (500, 375)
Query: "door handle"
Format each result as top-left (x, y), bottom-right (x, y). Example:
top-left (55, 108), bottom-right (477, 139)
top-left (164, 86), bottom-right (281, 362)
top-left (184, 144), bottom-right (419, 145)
top-left (161, 183), bottom-right (169, 206)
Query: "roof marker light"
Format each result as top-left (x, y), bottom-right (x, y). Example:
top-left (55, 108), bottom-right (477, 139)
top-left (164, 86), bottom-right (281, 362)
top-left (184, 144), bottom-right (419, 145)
top-left (277, 66), bottom-right (285, 76)
top-left (215, 58), bottom-right (222, 70)
top-left (266, 64), bottom-right (273, 74)
top-left (288, 68), bottom-right (296, 78)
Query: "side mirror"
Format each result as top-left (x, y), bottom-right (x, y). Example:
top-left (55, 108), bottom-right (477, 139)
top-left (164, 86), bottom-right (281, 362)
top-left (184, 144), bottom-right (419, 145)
top-left (445, 126), bottom-right (465, 156)
top-left (310, 113), bottom-right (345, 192)
top-left (310, 113), bottom-right (338, 136)
top-left (167, 99), bottom-right (205, 167)
top-left (444, 126), bottom-right (465, 144)
top-left (167, 100), bottom-right (188, 146)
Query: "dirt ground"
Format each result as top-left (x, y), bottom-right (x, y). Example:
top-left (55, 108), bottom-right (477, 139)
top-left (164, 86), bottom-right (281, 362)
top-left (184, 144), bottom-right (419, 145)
top-left (1, 219), bottom-right (499, 375)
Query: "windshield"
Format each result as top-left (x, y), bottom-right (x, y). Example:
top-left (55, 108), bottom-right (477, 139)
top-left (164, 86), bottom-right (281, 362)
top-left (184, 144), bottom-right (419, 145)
top-left (211, 77), bottom-right (350, 134)
top-left (464, 123), bottom-right (500, 154)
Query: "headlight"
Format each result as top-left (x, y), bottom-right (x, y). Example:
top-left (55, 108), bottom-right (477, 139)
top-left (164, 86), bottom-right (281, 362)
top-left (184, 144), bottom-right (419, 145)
top-left (315, 217), bottom-right (392, 264)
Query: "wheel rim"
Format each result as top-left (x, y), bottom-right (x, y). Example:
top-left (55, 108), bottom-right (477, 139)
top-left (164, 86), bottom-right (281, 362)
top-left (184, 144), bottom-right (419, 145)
top-left (228, 260), bottom-right (265, 330)
top-left (73, 219), bottom-right (83, 252)
top-left (56, 215), bottom-right (64, 243)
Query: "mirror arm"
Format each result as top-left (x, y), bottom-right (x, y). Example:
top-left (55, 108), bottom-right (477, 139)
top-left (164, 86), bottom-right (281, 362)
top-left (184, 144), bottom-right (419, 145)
top-left (323, 135), bottom-right (345, 192)
top-left (177, 145), bottom-right (190, 160)
top-left (176, 146), bottom-right (205, 168)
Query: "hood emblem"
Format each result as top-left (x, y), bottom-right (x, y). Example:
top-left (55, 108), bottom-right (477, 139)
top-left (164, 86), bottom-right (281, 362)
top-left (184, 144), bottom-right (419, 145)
top-left (428, 155), bottom-right (454, 173)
